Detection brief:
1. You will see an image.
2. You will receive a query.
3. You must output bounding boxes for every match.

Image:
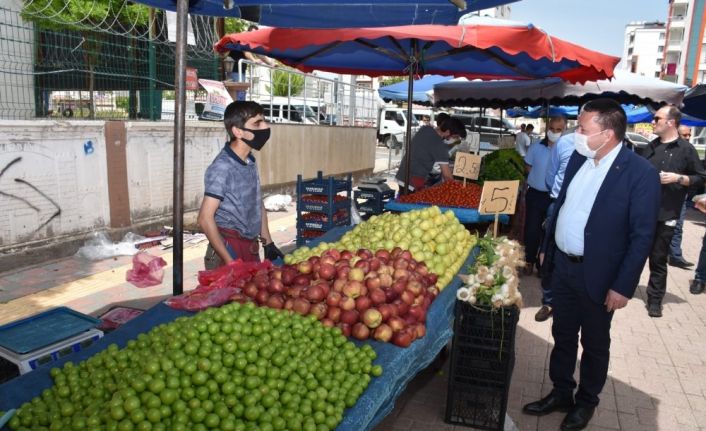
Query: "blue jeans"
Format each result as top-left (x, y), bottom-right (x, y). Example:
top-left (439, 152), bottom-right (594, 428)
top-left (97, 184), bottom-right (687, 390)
top-left (669, 199), bottom-right (687, 260)
top-left (695, 233), bottom-right (706, 282)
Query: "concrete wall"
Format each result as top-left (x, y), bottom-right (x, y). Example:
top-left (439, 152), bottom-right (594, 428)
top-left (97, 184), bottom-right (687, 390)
top-left (0, 120), bottom-right (110, 247)
top-left (0, 119), bottom-right (375, 262)
top-left (125, 122), bottom-right (224, 224)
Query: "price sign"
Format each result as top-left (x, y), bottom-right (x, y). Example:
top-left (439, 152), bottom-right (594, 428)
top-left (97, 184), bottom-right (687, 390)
top-left (479, 180), bottom-right (520, 215)
top-left (453, 152), bottom-right (482, 180)
top-left (467, 132), bottom-right (480, 154)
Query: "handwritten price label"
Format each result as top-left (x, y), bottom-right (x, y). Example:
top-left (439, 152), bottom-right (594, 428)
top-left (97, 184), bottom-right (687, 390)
top-left (453, 152), bottom-right (482, 180)
top-left (479, 180), bottom-right (520, 215)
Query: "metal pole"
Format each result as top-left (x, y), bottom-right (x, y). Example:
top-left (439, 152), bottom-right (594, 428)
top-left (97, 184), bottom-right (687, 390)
top-left (402, 43), bottom-right (416, 194)
top-left (172, 0), bottom-right (188, 296)
top-left (148, 8), bottom-right (157, 121)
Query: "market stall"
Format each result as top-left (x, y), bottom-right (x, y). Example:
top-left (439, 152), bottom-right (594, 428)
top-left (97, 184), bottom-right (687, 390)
top-left (0, 225), bottom-right (473, 431)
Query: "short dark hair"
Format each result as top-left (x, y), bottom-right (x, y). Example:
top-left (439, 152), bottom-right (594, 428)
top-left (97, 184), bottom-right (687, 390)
top-left (224, 101), bottom-right (264, 139)
top-left (580, 98), bottom-right (627, 141)
top-left (440, 117), bottom-right (467, 139)
top-left (663, 104), bottom-right (682, 127)
top-left (526, 124), bottom-right (534, 131)
top-left (435, 112), bottom-right (451, 128)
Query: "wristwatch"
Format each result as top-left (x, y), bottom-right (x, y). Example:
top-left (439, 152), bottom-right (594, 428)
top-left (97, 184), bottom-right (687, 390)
top-left (678, 175), bottom-right (684, 185)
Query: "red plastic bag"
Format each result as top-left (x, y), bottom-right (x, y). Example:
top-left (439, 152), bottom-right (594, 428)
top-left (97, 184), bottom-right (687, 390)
top-left (197, 259), bottom-right (273, 289)
top-left (165, 287), bottom-right (237, 311)
top-left (165, 259), bottom-right (273, 311)
top-left (126, 252), bottom-right (167, 288)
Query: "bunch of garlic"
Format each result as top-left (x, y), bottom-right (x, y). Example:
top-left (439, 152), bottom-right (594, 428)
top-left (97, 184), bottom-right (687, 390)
top-left (457, 237), bottom-right (523, 309)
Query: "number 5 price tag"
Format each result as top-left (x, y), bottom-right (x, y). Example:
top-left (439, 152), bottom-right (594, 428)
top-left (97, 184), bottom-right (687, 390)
top-left (479, 180), bottom-right (520, 215)
top-left (453, 152), bottom-right (482, 180)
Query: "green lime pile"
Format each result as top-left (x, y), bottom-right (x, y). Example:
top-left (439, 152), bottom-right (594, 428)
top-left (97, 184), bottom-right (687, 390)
top-left (8, 303), bottom-right (381, 431)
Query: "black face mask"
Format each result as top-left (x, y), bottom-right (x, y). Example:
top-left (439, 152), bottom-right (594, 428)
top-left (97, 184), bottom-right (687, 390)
top-left (241, 127), bottom-right (271, 151)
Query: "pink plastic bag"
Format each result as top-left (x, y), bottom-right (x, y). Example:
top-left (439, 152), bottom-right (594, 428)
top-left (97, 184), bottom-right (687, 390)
top-left (126, 252), bottom-right (167, 288)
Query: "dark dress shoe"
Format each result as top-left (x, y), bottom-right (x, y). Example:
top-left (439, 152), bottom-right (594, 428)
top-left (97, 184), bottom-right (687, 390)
top-left (523, 263), bottom-right (534, 276)
top-left (647, 303), bottom-right (663, 318)
top-left (522, 393), bottom-right (575, 416)
top-left (690, 280), bottom-right (705, 295)
top-left (561, 405), bottom-right (595, 430)
top-left (534, 305), bottom-right (553, 322)
top-left (668, 257), bottom-right (694, 269)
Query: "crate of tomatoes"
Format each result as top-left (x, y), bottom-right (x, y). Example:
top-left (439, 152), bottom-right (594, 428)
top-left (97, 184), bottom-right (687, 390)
top-left (399, 180), bottom-right (482, 209)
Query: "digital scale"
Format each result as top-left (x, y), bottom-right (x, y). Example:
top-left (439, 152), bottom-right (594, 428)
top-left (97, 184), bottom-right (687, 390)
top-left (358, 177), bottom-right (393, 193)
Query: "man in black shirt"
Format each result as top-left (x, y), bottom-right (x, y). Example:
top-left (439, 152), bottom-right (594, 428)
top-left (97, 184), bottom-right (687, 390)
top-left (641, 105), bottom-right (706, 317)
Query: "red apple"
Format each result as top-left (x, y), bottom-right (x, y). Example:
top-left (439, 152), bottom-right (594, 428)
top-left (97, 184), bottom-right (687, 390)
top-left (362, 308), bottom-right (383, 328)
top-left (341, 309), bottom-right (359, 325)
top-left (373, 324), bottom-right (393, 342)
top-left (369, 288), bottom-right (386, 305)
top-left (327, 291), bottom-right (342, 307)
top-left (306, 285), bottom-right (326, 302)
top-left (340, 296), bottom-right (356, 311)
top-left (297, 261), bottom-right (313, 274)
top-left (392, 330), bottom-right (413, 348)
top-left (327, 306), bottom-right (342, 322)
top-left (388, 316), bottom-right (405, 332)
top-left (318, 263), bottom-right (336, 281)
top-left (355, 296), bottom-right (372, 313)
top-left (352, 322), bottom-right (370, 340)
top-left (366, 277), bottom-right (382, 291)
top-left (293, 298), bottom-right (311, 315)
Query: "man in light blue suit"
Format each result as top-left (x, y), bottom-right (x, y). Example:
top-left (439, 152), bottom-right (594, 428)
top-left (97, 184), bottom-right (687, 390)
top-left (523, 99), bottom-right (660, 431)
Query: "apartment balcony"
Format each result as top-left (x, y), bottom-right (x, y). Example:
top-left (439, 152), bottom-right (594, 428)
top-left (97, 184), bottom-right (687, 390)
top-left (667, 39), bottom-right (683, 51)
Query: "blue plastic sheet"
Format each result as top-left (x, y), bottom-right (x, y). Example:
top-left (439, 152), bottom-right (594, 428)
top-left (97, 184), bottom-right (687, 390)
top-left (0, 226), bottom-right (477, 431)
top-left (384, 200), bottom-right (510, 225)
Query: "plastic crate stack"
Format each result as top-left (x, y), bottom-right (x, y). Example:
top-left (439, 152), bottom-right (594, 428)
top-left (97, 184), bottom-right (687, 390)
top-left (445, 302), bottom-right (520, 431)
top-left (353, 188), bottom-right (395, 217)
top-left (296, 171), bottom-right (352, 246)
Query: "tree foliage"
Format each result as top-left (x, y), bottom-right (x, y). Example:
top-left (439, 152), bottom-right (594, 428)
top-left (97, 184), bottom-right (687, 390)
top-left (267, 70), bottom-right (305, 97)
top-left (21, 0), bottom-right (149, 31)
top-left (380, 76), bottom-right (406, 87)
top-left (224, 18), bottom-right (249, 35)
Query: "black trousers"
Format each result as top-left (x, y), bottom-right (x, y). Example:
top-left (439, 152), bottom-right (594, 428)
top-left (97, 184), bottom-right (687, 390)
top-left (646, 222), bottom-right (676, 306)
top-left (549, 249), bottom-right (614, 407)
top-left (524, 187), bottom-right (551, 264)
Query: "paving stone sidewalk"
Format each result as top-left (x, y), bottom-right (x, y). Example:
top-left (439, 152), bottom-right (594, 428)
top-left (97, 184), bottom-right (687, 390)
top-left (1, 207), bottom-right (706, 431)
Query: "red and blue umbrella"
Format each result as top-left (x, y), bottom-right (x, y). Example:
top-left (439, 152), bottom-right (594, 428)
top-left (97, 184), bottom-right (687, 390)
top-left (216, 17), bottom-right (619, 191)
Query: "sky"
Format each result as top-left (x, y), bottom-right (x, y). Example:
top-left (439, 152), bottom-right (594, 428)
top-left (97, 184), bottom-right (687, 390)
top-left (510, 0), bottom-right (668, 57)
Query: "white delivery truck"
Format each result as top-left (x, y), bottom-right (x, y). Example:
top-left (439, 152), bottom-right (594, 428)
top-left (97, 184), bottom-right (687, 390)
top-left (376, 106), bottom-right (419, 149)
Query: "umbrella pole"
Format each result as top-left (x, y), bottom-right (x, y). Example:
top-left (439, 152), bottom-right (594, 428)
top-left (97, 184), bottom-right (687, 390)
top-left (403, 62), bottom-right (414, 195)
top-left (172, 0), bottom-right (188, 296)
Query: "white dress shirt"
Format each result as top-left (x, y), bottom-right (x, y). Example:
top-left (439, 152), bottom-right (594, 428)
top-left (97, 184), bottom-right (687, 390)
top-left (555, 143), bottom-right (623, 256)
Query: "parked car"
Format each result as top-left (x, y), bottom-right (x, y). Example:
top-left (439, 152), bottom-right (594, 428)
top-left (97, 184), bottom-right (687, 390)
top-left (451, 114), bottom-right (516, 145)
top-left (625, 132), bottom-right (651, 150)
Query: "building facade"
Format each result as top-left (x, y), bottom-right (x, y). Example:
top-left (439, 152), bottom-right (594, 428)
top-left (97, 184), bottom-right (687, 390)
top-left (661, 0), bottom-right (706, 85)
top-left (621, 21), bottom-right (666, 78)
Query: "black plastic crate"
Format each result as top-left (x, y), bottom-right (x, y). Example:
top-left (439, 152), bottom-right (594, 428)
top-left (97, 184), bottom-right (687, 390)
top-left (299, 197), bottom-right (351, 214)
top-left (298, 171), bottom-right (352, 195)
top-left (354, 189), bottom-right (395, 215)
top-left (446, 383), bottom-right (509, 430)
top-left (296, 229), bottom-right (325, 246)
top-left (445, 303), bottom-right (519, 430)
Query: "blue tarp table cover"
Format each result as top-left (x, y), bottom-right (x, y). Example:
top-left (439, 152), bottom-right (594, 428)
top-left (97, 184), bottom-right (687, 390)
top-left (0, 226), bottom-right (477, 430)
top-left (384, 200), bottom-right (510, 225)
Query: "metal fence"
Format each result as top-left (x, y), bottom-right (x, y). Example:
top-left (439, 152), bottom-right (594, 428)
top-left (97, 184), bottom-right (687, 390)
top-left (0, 6), bottom-right (219, 121)
top-left (237, 60), bottom-right (378, 127)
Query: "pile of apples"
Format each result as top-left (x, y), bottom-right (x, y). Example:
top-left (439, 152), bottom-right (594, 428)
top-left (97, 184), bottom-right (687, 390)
top-left (284, 206), bottom-right (476, 289)
top-left (232, 248), bottom-right (439, 347)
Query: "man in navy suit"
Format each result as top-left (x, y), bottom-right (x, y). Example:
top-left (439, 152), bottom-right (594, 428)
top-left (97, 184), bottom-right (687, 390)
top-left (522, 99), bottom-right (660, 430)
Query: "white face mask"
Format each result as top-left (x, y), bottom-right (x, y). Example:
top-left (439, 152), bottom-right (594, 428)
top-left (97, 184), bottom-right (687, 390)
top-left (546, 131), bottom-right (562, 142)
top-left (574, 130), bottom-right (607, 159)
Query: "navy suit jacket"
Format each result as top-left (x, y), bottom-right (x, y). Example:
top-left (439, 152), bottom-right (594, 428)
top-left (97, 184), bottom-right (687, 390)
top-left (543, 145), bottom-right (661, 304)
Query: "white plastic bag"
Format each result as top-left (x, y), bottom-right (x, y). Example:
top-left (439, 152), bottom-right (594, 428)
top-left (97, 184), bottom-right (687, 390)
top-left (263, 194), bottom-right (292, 212)
top-left (350, 202), bottom-right (362, 225)
top-left (75, 232), bottom-right (145, 261)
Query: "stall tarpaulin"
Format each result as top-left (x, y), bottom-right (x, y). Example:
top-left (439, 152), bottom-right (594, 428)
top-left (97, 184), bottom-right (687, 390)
top-left (430, 70), bottom-right (688, 108)
top-left (129, 0), bottom-right (521, 26)
top-left (216, 16), bottom-right (620, 192)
